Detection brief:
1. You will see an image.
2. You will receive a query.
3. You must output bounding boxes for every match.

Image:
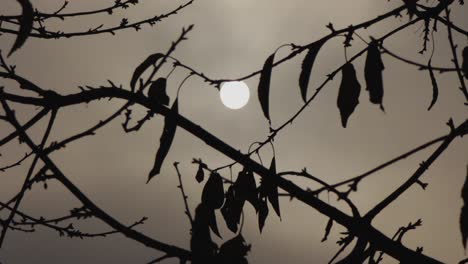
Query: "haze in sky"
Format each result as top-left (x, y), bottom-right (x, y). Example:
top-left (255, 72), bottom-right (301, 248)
top-left (0, 0), bottom-right (467, 263)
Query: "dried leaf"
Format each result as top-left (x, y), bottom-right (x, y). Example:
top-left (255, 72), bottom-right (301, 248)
top-left (267, 158), bottom-right (280, 218)
top-left (218, 234), bottom-right (251, 264)
top-left (9, 0), bottom-right (34, 56)
top-left (427, 60), bottom-right (439, 111)
top-left (202, 172), bottom-right (225, 209)
top-left (258, 197), bottom-right (268, 233)
top-left (147, 99), bottom-right (178, 182)
top-left (321, 218), bottom-right (334, 242)
top-left (221, 186), bottom-right (244, 233)
top-left (148, 78), bottom-right (170, 106)
top-left (208, 208), bottom-right (221, 238)
top-left (461, 168), bottom-right (468, 249)
top-left (337, 63), bottom-right (361, 128)
top-left (196, 165), bottom-right (205, 183)
top-left (364, 40), bottom-right (385, 111)
top-left (258, 54), bottom-right (275, 122)
top-left (299, 40), bottom-right (325, 102)
top-left (462, 46), bottom-right (468, 80)
top-left (130, 53), bottom-right (164, 92)
top-left (234, 169), bottom-right (259, 210)
top-left (191, 203), bottom-right (218, 264)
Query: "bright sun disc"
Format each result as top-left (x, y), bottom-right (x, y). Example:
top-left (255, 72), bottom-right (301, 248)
top-left (220, 81), bottom-right (250, 110)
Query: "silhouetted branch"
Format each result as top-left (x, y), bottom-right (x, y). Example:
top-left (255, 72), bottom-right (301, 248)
top-left (0, 99), bottom-right (192, 260)
top-left (174, 162), bottom-right (194, 226)
top-left (314, 134), bottom-right (450, 195)
top-left (365, 119), bottom-right (467, 220)
top-left (0, 1), bottom-right (194, 39)
top-left (444, 8), bottom-right (468, 101)
top-left (0, 86), bottom-right (446, 263)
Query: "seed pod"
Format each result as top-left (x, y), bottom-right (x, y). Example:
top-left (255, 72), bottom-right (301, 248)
top-left (337, 63), bottom-right (361, 128)
top-left (148, 78), bottom-right (170, 106)
top-left (462, 46), bottom-right (468, 80)
top-left (364, 40), bottom-right (385, 111)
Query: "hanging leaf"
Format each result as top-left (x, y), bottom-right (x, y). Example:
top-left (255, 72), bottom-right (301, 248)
top-left (148, 78), bottom-right (170, 106)
top-left (208, 208), bottom-right (221, 238)
top-left (462, 46), bottom-right (468, 79)
top-left (147, 99), bottom-right (178, 182)
top-left (299, 40), bottom-right (325, 102)
top-left (267, 158), bottom-right (280, 218)
top-left (461, 167), bottom-right (468, 249)
top-left (196, 165), bottom-right (205, 183)
top-left (258, 54), bottom-right (275, 122)
top-left (130, 53), bottom-right (164, 92)
top-left (321, 218), bottom-right (334, 242)
top-left (364, 40), bottom-right (385, 111)
top-left (427, 60), bottom-right (439, 111)
top-left (221, 186), bottom-right (244, 233)
top-left (8, 0), bottom-right (34, 56)
top-left (191, 203), bottom-right (218, 264)
top-left (234, 169), bottom-right (259, 211)
top-left (258, 197), bottom-right (269, 233)
top-left (218, 234), bottom-right (251, 264)
top-left (259, 158), bottom-right (280, 218)
top-left (202, 172), bottom-right (225, 209)
top-left (337, 63), bottom-right (361, 128)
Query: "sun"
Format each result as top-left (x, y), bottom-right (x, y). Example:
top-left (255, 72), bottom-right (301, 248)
top-left (220, 81), bottom-right (250, 110)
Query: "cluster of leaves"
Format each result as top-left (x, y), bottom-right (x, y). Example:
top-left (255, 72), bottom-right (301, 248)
top-left (256, 37), bottom-right (389, 128)
top-left (189, 158), bottom-right (283, 263)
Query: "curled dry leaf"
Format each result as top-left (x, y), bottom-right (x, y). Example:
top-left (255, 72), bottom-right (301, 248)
top-left (299, 40), bottom-right (326, 102)
top-left (196, 165), bottom-right (205, 183)
top-left (9, 0), bottom-right (34, 56)
top-left (217, 234), bottom-right (251, 264)
top-left (259, 158), bottom-right (280, 218)
top-left (130, 53), bottom-right (164, 92)
top-left (234, 169), bottom-right (259, 210)
top-left (148, 78), bottom-right (170, 106)
top-left (364, 40), bottom-right (385, 111)
top-left (147, 99), bottom-right (178, 182)
top-left (191, 203), bottom-right (218, 264)
top-left (258, 54), bottom-right (275, 122)
top-left (202, 172), bottom-right (225, 210)
top-left (461, 166), bottom-right (468, 249)
top-left (321, 218), bottom-right (334, 242)
top-left (208, 208), bottom-right (221, 238)
top-left (337, 63), bottom-right (361, 128)
top-left (462, 46), bottom-right (468, 79)
top-left (221, 186), bottom-right (244, 233)
top-left (258, 197), bottom-right (269, 233)
top-left (427, 60), bottom-right (439, 111)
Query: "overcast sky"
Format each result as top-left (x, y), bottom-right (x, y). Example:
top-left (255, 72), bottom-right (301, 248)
top-left (0, 0), bottom-right (467, 263)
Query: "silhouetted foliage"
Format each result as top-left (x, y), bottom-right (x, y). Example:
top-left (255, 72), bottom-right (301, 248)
top-left (337, 63), bottom-right (361, 128)
top-left (258, 53), bottom-right (274, 123)
top-left (299, 40), bottom-right (325, 102)
top-left (148, 99), bottom-right (178, 181)
top-left (0, 0), bottom-right (467, 263)
top-left (364, 40), bottom-right (385, 111)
